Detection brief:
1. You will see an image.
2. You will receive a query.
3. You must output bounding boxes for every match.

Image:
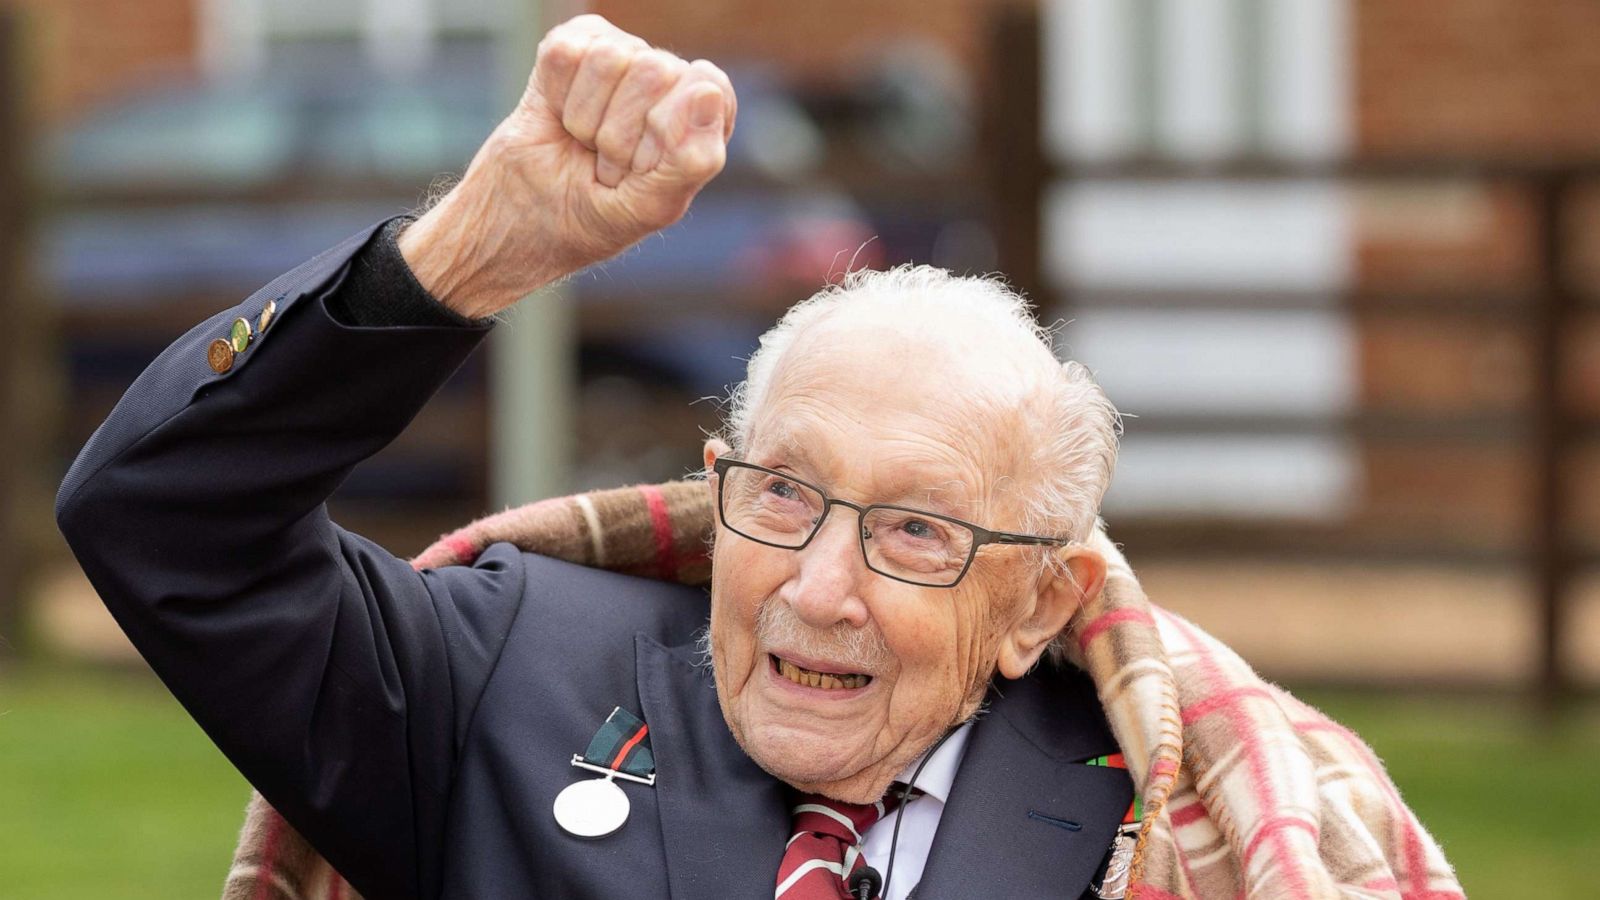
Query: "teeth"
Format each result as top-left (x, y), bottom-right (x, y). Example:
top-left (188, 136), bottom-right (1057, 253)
top-left (775, 657), bottom-right (868, 690)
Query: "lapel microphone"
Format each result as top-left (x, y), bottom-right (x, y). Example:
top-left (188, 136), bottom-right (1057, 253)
top-left (848, 866), bottom-right (883, 900)
top-left (878, 725), bottom-right (960, 899)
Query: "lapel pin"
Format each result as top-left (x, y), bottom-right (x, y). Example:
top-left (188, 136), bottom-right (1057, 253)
top-left (553, 706), bottom-right (655, 839)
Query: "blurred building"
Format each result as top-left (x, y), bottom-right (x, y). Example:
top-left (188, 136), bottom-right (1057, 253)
top-left (1025, 0), bottom-right (1600, 689)
top-left (16, 0), bottom-right (989, 666)
top-left (11, 0), bottom-right (1600, 687)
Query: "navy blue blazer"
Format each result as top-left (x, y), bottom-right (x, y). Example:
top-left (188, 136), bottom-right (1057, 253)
top-left (55, 221), bottom-right (1134, 899)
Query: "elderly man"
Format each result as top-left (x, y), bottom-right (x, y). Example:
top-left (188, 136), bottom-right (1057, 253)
top-left (58, 15), bottom-right (1458, 900)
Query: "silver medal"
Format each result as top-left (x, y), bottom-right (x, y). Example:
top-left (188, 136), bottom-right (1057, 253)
top-left (553, 775), bottom-right (631, 839)
top-left (553, 754), bottom-right (656, 839)
top-left (1093, 826), bottom-right (1139, 899)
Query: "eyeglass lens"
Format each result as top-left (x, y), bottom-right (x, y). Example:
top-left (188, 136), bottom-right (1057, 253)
top-left (718, 464), bottom-right (974, 587)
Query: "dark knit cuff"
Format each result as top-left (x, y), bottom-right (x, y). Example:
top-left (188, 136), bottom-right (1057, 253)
top-left (325, 216), bottom-right (492, 329)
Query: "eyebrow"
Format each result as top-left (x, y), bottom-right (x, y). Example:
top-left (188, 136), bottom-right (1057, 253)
top-left (755, 438), bottom-right (977, 519)
top-left (899, 480), bottom-right (976, 517)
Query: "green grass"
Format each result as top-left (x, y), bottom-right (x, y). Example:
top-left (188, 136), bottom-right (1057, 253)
top-left (1299, 689), bottom-right (1600, 899)
top-left (0, 664), bottom-right (249, 900)
top-left (1, 665), bottom-right (1594, 898)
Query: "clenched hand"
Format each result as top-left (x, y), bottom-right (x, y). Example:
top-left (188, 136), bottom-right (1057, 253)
top-left (399, 14), bottom-right (737, 318)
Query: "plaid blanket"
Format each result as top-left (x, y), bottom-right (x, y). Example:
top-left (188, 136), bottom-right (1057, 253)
top-left (221, 482), bottom-right (1462, 899)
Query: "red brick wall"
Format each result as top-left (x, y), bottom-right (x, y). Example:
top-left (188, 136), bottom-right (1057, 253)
top-left (593, 0), bottom-right (1025, 88)
top-left (1351, 1), bottom-right (1600, 549)
top-left (1355, 0), bottom-right (1600, 161)
top-left (15, 0), bottom-right (1012, 120)
top-left (11, 0), bottom-right (197, 124)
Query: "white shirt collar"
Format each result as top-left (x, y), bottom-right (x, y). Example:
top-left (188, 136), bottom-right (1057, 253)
top-left (889, 720), bottom-right (973, 805)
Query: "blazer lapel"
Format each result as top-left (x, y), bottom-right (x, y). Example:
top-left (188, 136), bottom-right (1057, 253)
top-left (634, 634), bottom-right (790, 899)
top-left (913, 664), bottom-right (1134, 900)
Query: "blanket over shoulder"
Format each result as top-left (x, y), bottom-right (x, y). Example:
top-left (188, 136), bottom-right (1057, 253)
top-left (221, 481), bottom-right (1462, 900)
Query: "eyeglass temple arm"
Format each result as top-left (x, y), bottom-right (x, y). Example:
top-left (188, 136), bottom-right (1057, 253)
top-left (983, 531), bottom-right (1069, 547)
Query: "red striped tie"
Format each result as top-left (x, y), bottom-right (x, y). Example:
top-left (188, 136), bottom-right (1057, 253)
top-left (776, 789), bottom-right (905, 900)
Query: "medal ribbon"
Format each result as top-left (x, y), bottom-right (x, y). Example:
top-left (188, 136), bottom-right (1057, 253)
top-left (581, 707), bottom-right (655, 779)
top-left (1088, 753), bottom-right (1141, 824)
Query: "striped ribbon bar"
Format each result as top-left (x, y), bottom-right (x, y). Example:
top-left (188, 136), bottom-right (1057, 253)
top-left (581, 707), bottom-right (655, 779)
top-left (1088, 753), bottom-right (1141, 825)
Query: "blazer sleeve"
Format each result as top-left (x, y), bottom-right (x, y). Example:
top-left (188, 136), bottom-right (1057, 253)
top-left (54, 219), bottom-right (524, 900)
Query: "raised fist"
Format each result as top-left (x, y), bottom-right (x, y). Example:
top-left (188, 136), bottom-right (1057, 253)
top-left (399, 15), bottom-right (737, 318)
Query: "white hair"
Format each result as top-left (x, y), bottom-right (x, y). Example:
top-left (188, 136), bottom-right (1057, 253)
top-left (718, 264), bottom-right (1120, 568)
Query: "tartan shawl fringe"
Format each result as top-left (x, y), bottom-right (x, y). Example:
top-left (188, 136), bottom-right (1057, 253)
top-left (222, 481), bottom-right (1461, 900)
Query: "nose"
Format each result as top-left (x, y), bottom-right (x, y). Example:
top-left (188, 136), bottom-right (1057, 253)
top-left (781, 506), bottom-right (871, 630)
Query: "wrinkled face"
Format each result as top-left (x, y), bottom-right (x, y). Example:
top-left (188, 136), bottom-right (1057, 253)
top-left (704, 321), bottom-right (1064, 803)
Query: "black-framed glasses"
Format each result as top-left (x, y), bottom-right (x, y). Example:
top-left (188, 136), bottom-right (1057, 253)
top-left (711, 457), bottom-right (1071, 588)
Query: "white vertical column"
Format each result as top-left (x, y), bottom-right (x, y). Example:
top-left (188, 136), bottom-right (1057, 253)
top-left (364, 0), bottom-right (436, 76)
top-left (198, 0), bottom-right (267, 78)
top-left (1259, 0), bottom-right (1350, 160)
top-left (1155, 0), bottom-right (1244, 161)
top-left (1043, 0), bottom-right (1142, 162)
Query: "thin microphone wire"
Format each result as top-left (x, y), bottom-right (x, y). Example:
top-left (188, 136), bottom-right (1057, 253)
top-left (879, 725), bottom-right (957, 900)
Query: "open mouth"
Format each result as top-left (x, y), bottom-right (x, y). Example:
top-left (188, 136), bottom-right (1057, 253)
top-left (770, 653), bottom-right (871, 690)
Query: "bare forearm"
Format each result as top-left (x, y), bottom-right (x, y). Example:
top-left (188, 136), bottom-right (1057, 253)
top-left (396, 139), bottom-right (571, 320)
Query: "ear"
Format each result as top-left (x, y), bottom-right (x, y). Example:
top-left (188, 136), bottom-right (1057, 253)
top-left (703, 437), bottom-right (732, 504)
top-left (703, 436), bottom-right (731, 472)
top-left (995, 546), bottom-right (1106, 679)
